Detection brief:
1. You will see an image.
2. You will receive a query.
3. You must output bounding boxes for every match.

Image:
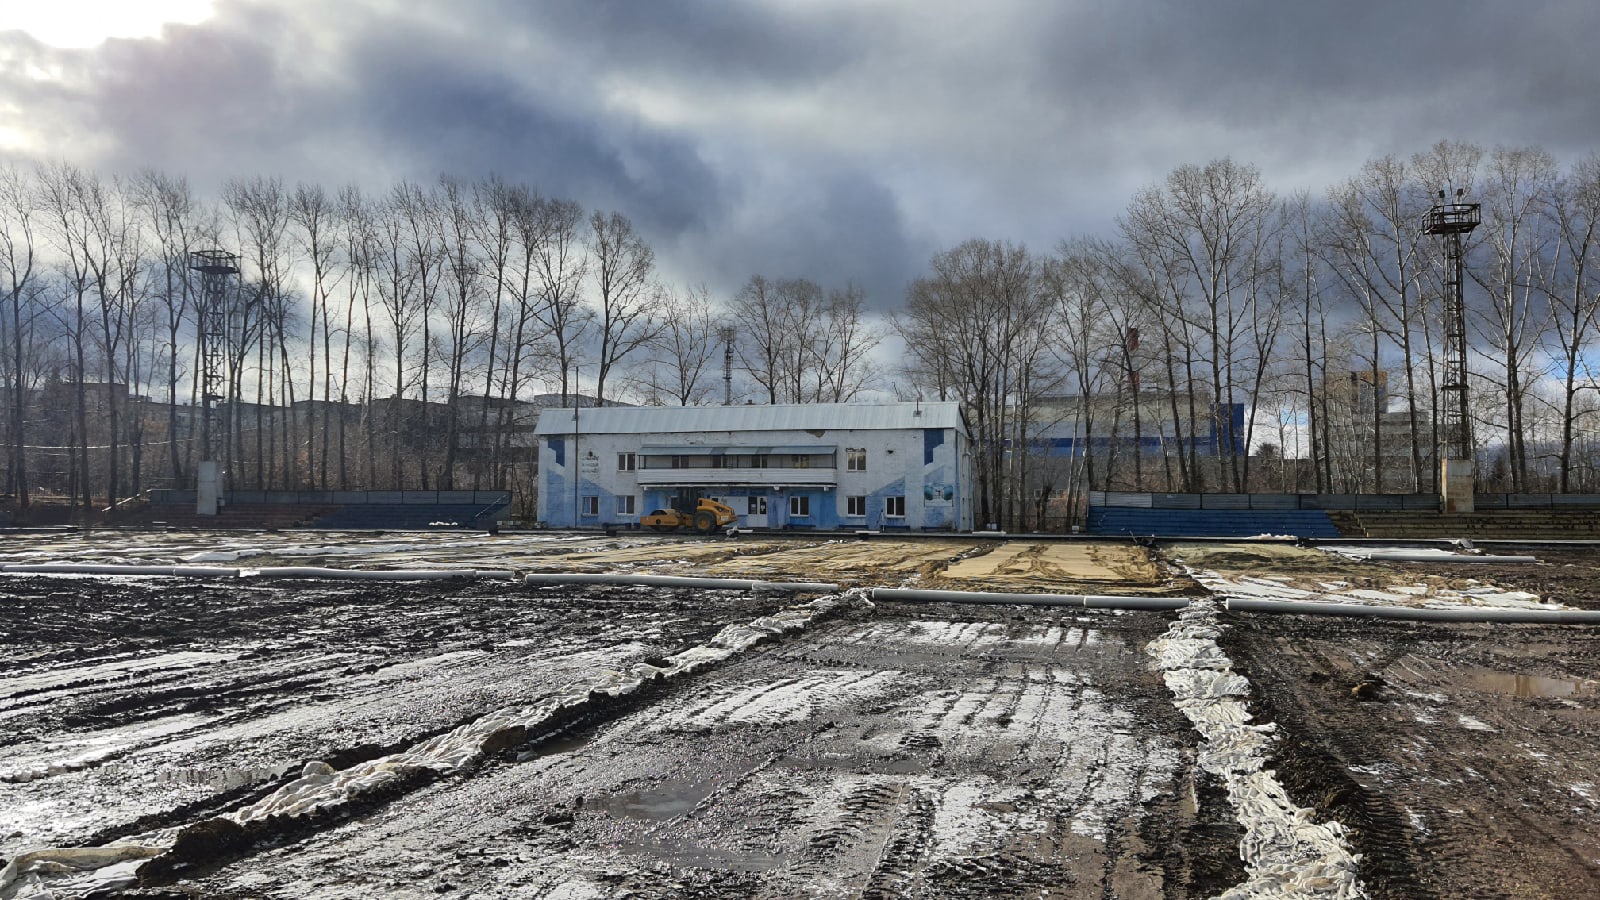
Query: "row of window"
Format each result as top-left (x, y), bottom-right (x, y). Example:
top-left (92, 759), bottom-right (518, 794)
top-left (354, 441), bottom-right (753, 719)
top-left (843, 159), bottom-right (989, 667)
top-left (614, 450), bottom-right (871, 472)
top-left (579, 494), bottom-right (904, 518)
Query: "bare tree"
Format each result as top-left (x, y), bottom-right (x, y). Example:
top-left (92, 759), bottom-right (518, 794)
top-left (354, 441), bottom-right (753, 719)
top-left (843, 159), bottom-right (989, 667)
top-left (372, 190), bottom-right (423, 486)
top-left (434, 176), bottom-right (489, 488)
top-left (1281, 191), bottom-right (1333, 492)
top-left (131, 170), bottom-right (209, 487)
top-left (225, 177), bottom-right (296, 489)
top-left (897, 239), bottom-right (1043, 528)
top-left (337, 185), bottom-right (380, 489)
top-left (587, 209), bottom-right (663, 404)
top-left (810, 284), bottom-right (883, 403)
top-left (469, 175), bottom-right (517, 489)
top-left (639, 283), bottom-right (722, 405)
top-left (0, 165), bottom-right (41, 506)
top-left (392, 181), bottom-right (444, 487)
top-left (530, 197), bottom-right (590, 403)
top-left (289, 182), bottom-right (344, 489)
top-left (729, 274), bottom-right (787, 403)
top-left (1123, 159), bottom-right (1279, 492)
top-left (1545, 154), bottom-right (1600, 491)
top-left (1474, 146), bottom-right (1558, 491)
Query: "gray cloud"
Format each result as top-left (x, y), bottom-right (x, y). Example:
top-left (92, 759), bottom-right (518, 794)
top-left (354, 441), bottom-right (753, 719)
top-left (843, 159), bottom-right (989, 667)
top-left (2, 0), bottom-right (1598, 309)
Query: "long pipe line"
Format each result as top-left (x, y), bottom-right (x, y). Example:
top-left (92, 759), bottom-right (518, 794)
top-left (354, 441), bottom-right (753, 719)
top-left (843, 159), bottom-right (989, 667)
top-left (523, 572), bottom-right (838, 592)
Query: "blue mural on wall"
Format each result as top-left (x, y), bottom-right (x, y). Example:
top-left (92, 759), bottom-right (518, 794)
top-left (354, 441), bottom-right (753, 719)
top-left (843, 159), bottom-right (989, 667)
top-left (921, 466), bottom-right (953, 528)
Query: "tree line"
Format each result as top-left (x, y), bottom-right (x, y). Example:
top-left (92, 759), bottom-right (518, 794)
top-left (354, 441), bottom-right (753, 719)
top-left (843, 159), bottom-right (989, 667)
top-left (898, 142), bottom-right (1600, 529)
top-left (3, 140), bottom-right (1600, 527)
top-left (0, 166), bottom-right (882, 510)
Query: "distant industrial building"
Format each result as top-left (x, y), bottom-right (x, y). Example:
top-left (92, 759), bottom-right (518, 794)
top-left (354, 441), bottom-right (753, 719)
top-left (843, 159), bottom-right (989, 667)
top-left (534, 402), bottom-right (972, 531)
top-left (1026, 393), bottom-right (1248, 458)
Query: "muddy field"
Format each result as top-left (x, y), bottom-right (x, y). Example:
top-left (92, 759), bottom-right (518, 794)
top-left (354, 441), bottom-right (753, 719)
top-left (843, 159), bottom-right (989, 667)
top-left (2, 531), bottom-right (1599, 898)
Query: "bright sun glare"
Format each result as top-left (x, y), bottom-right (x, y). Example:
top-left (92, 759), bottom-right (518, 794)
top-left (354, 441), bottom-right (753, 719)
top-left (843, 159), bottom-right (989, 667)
top-left (4, 0), bottom-right (216, 49)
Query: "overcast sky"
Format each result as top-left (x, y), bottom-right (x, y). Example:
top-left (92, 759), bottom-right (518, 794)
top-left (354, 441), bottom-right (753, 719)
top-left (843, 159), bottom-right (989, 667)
top-left (3, 0), bottom-right (1599, 310)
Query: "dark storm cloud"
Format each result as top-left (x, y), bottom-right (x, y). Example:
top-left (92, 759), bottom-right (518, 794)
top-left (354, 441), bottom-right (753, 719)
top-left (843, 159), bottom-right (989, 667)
top-left (498, 0), bottom-right (865, 87)
top-left (4, 0), bottom-right (1600, 308)
top-left (1025, 1), bottom-right (1600, 175)
top-left (70, 2), bottom-right (727, 240)
top-left (690, 166), bottom-right (927, 310)
top-left (337, 21), bottom-right (725, 235)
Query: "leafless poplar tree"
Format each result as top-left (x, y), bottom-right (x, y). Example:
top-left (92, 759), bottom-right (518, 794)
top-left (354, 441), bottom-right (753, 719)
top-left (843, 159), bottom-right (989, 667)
top-left (587, 209), bottom-right (663, 404)
top-left (289, 182), bottom-right (344, 489)
top-left (1545, 154), bottom-right (1600, 491)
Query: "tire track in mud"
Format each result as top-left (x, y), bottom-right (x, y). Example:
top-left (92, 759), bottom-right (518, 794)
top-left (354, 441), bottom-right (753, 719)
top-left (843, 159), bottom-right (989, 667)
top-left (1224, 613), bottom-right (1600, 898)
top-left (0, 578), bottom-right (807, 883)
top-left (172, 605), bottom-right (1229, 899)
top-left (0, 586), bottom-right (852, 898)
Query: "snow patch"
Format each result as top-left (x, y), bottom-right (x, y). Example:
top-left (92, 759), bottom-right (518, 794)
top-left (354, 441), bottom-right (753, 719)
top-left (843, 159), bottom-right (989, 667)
top-left (1147, 600), bottom-right (1365, 898)
top-left (0, 591), bottom-right (858, 900)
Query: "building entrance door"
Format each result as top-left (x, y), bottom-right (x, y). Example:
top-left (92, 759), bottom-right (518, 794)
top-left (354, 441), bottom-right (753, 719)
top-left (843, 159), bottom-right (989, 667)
top-left (744, 494), bottom-right (768, 528)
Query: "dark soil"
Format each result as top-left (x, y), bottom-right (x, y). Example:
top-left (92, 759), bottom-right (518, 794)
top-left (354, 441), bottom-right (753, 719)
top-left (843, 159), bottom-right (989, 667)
top-left (1223, 611), bottom-right (1600, 899)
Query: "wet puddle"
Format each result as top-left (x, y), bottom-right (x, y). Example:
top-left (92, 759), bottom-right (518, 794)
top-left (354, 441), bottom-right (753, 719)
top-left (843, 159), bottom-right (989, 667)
top-left (1466, 670), bottom-right (1599, 699)
top-left (517, 730), bottom-right (594, 761)
top-left (592, 778), bottom-right (721, 820)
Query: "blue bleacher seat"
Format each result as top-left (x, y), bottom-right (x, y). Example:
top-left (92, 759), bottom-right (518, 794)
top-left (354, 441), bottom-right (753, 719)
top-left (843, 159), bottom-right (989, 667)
top-left (1086, 507), bottom-right (1339, 538)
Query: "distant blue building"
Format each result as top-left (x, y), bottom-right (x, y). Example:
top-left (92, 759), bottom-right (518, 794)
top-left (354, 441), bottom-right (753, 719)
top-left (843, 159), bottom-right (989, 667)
top-left (1025, 395), bottom-right (1247, 458)
top-left (534, 402), bottom-right (972, 530)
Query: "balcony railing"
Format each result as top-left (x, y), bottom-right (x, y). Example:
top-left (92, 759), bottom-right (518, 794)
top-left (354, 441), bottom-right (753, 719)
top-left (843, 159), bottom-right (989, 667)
top-left (636, 467), bottom-right (836, 486)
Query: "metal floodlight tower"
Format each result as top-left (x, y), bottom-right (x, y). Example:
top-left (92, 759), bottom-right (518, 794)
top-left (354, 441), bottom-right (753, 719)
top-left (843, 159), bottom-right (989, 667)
top-left (1421, 193), bottom-right (1480, 512)
top-left (718, 325), bottom-right (736, 405)
top-left (190, 250), bottom-right (239, 516)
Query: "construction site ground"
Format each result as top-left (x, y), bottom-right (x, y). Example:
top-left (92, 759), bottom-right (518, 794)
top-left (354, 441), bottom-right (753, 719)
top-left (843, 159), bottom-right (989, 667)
top-left (2, 529), bottom-right (1598, 898)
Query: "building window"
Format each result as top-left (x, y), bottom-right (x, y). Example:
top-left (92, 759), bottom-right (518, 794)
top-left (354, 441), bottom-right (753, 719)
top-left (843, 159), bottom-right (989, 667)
top-left (847, 495), bottom-right (866, 517)
top-left (581, 496), bottom-right (599, 517)
top-left (751, 454), bottom-right (768, 469)
top-left (885, 496), bottom-right (905, 518)
top-left (616, 495), bottom-right (635, 515)
top-left (671, 454), bottom-right (690, 469)
top-left (748, 496), bottom-right (767, 515)
top-left (617, 452), bottom-right (636, 471)
top-left (846, 448), bottom-right (866, 472)
top-left (712, 455), bottom-right (731, 469)
top-left (790, 496), bottom-right (810, 517)
top-left (790, 454), bottom-right (811, 469)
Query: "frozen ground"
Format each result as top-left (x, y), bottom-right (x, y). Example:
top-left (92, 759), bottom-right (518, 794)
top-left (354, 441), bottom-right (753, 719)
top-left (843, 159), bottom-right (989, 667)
top-left (3, 531), bottom-right (1599, 898)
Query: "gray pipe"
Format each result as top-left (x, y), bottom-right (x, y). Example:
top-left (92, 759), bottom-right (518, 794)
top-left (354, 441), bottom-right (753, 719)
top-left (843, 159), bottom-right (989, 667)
top-left (752, 580), bottom-right (842, 593)
top-left (870, 587), bottom-right (1192, 610)
top-left (252, 567), bottom-right (508, 581)
top-left (1224, 597), bottom-right (1600, 624)
top-left (523, 572), bottom-right (838, 593)
top-left (0, 563), bottom-right (242, 578)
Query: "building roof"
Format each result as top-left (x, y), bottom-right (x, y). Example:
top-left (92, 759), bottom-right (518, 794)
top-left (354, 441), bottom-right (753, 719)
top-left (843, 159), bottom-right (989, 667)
top-left (534, 401), bottom-right (966, 437)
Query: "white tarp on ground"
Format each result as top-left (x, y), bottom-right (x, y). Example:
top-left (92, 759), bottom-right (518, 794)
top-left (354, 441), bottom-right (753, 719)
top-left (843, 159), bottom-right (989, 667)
top-left (1146, 600), bottom-right (1365, 899)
